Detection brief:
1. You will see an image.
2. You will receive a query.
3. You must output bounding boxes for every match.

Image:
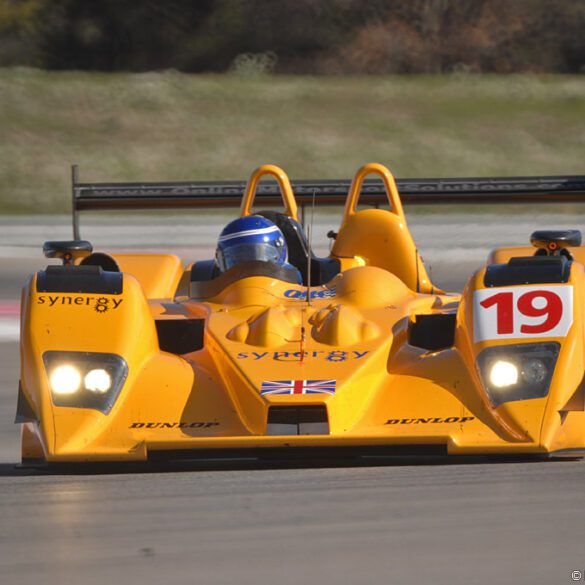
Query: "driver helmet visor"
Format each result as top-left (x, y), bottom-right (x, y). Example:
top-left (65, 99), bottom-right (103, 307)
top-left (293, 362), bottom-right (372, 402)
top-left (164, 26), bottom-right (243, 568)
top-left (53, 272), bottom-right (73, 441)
top-left (218, 242), bottom-right (283, 272)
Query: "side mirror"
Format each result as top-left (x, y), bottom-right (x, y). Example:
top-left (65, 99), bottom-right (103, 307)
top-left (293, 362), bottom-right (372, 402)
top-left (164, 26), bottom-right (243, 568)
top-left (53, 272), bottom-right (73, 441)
top-left (43, 240), bottom-right (93, 266)
top-left (530, 230), bottom-right (582, 256)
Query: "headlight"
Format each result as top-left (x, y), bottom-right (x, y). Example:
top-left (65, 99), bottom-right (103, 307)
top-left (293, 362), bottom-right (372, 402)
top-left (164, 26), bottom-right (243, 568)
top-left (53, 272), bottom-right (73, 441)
top-left (84, 369), bottom-right (112, 394)
top-left (43, 352), bottom-right (128, 414)
top-left (476, 342), bottom-right (560, 407)
top-left (489, 360), bottom-right (518, 388)
top-left (50, 365), bottom-right (82, 395)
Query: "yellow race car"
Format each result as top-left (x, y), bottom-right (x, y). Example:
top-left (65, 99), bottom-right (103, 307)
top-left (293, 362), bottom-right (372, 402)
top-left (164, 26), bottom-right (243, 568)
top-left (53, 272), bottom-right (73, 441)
top-left (15, 163), bottom-right (585, 465)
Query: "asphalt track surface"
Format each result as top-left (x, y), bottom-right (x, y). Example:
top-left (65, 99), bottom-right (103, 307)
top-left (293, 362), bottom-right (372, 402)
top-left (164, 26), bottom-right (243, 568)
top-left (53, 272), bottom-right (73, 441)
top-left (2, 215), bottom-right (585, 585)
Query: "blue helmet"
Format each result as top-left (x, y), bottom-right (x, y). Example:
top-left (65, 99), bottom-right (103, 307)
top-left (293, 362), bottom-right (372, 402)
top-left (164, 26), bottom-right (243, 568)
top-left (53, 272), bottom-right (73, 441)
top-left (216, 215), bottom-right (288, 272)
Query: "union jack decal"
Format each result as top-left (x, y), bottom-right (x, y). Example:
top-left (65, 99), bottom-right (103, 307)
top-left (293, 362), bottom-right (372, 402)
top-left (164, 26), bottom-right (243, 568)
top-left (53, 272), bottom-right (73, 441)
top-left (260, 379), bottom-right (337, 396)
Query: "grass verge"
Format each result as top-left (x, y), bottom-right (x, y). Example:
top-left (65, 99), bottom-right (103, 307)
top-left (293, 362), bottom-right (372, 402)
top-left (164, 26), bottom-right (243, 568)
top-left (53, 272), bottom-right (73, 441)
top-left (0, 68), bottom-right (584, 212)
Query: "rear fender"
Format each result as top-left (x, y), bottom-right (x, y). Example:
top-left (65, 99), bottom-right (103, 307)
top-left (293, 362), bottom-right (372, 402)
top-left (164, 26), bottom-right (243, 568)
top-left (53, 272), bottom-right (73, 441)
top-left (112, 253), bottom-right (184, 299)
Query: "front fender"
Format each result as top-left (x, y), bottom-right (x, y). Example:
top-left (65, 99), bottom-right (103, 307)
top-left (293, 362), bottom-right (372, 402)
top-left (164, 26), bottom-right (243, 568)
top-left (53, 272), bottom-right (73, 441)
top-left (456, 259), bottom-right (585, 451)
top-left (19, 270), bottom-right (193, 461)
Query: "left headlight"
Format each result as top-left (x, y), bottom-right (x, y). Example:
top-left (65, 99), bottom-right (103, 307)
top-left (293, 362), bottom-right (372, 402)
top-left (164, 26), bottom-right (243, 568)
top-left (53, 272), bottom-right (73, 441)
top-left (43, 351), bottom-right (128, 414)
top-left (476, 342), bottom-right (560, 407)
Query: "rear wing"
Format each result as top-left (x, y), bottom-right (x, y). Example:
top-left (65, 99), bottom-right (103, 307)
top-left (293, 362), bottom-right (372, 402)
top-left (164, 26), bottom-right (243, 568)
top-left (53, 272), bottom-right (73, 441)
top-left (71, 165), bottom-right (585, 238)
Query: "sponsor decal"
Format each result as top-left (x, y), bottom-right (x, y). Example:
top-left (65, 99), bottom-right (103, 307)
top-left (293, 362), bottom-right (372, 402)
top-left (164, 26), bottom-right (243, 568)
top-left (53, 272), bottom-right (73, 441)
top-left (385, 417), bottom-right (476, 425)
top-left (236, 350), bottom-right (369, 362)
top-left (129, 421), bottom-right (219, 429)
top-left (284, 287), bottom-right (336, 300)
top-left (473, 285), bottom-right (573, 342)
top-left (37, 295), bottom-right (123, 314)
top-left (261, 379), bottom-right (336, 396)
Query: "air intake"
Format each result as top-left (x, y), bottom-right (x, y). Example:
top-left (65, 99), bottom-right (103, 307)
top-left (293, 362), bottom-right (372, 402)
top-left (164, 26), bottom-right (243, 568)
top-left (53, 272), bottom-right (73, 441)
top-left (267, 406), bottom-right (329, 436)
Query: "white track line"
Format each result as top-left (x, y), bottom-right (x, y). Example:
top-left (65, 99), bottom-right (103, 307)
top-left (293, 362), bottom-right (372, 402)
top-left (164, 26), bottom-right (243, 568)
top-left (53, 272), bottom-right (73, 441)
top-left (0, 302), bottom-right (19, 341)
top-left (0, 319), bottom-right (19, 342)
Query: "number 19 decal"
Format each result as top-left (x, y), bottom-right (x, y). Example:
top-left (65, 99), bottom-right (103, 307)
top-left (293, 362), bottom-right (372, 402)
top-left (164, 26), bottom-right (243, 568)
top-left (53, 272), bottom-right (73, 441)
top-left (473, 285), bottom-right (573, 342)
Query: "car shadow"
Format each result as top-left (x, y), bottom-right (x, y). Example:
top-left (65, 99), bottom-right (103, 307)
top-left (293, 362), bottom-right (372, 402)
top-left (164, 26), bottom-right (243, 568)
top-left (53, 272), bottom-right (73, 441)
top-left (0, 454), bottom-right (571, 477)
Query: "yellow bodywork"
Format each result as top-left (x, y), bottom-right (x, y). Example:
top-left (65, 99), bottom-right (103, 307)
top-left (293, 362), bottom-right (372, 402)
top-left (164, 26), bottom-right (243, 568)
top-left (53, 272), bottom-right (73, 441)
top-left (18, 164), bottom-right (585, 463)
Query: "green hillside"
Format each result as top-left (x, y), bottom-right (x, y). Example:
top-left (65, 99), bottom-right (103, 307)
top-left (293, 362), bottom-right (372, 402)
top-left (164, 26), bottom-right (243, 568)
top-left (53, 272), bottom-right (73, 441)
top-left (1, 69), bottom-right (584, 212)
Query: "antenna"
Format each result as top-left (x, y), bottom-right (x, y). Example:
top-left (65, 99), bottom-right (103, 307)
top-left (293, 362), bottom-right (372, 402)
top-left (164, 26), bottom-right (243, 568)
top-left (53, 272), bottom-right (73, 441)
top-left (72, 164), bottom-right (80, 239)
top-left (299, 189), bottom-right (316, 365)
top-left (306, 189), bottom-right (316, 307)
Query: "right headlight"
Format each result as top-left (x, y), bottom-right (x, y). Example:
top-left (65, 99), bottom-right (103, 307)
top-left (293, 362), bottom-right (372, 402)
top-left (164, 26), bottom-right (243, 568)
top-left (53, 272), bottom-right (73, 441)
top-left (476, 342), bottom-right (560, 407)
top-left (43, 351), bottom-right (128, 414)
